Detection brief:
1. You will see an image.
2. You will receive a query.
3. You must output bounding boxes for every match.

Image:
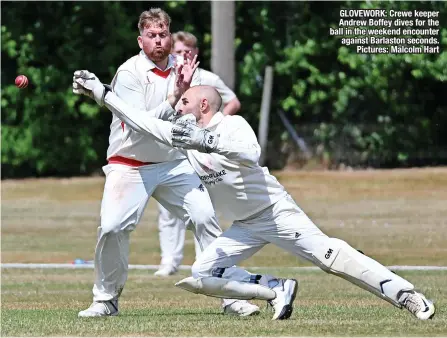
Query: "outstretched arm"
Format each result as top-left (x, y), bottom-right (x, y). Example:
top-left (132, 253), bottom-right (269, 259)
top-left (73, 69), bottom-right (178, 120)
top-left (72, 68), bottom-right (196, 148)
top-left (104, 89), bottom-right (175, 147)
top-left (72, 57), bottom-right (200, 121)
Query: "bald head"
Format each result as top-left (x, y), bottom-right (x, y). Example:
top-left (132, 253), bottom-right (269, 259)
top-left (187, 85), bottom-right (222, 113)
top-left (177, 85), bottom-right (224, 127)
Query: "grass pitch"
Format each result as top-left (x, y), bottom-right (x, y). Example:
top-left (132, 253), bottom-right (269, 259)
top-left (2, 168), bottom-right (447, 336)
top-left (1, 269), bottom-right (446, 336)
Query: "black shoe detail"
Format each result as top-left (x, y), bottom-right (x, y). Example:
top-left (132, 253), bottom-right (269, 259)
top-left (421, 298), bottom-right (430, 313)
top-left (277, 279), bottom-right (299, 320)
top-left (277, 304), bottom-right (293, 320)
top-left (108, 301), bottom-right (118, 313)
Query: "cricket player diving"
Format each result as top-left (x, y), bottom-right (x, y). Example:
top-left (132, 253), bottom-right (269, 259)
top-left (154, 31), bottom-right (242, 277)
top-left (75, 8), bottom-right (259, 318)
top-left (73, 72), bottom-right (436, 320)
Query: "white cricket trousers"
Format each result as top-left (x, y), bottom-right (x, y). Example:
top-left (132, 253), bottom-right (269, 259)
top-left (157, 203), bottom-right (201, 267)
top-left (93, 159), bottom-right (221, 301)
top-left (191, 194), bottom-right (414, 304)
top-left (191, 194), bottom-right (326, 280)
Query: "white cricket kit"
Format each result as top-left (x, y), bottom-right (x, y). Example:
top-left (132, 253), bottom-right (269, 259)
top-left (93, 51), bottom-right (223, 303)
top-left (197, 68), bottom-right (237, 111)
top-left (157, 67), bottom-right (237, 268)
top-left (104, 95), bottom-right (416, 307)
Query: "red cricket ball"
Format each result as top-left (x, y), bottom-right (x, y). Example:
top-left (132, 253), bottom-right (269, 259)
top-left (15, 75), bottom-right (29, 89)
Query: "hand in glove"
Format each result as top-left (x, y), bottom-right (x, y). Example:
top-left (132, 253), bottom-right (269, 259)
top-left (72, 70), bottom-right (108, 106)
top-left (172, 117), bottom-right (219, 153)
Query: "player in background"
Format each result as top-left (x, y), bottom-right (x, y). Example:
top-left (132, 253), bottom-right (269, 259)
top-left (172, 31), bottom-right (241, 116)
top-left (72, 78), bottom-right (436, 321)
top-left (154, 31), bottom-right (242, 277)
top-left (76, 8), bottom-right (258, 318)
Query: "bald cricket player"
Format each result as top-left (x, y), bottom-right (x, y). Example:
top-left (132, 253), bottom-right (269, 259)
top-left (154, 31), bottom-right (242, 277)
top-left (73, 75), bottom-right (436, 321)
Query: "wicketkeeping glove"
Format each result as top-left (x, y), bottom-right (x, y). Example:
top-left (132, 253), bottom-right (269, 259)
top-left (168, 110), bottom-right (181, 123)
top-left (72, 70), bottom-right (108, 106)
top-left (172, 119), bottom-right (219, 153)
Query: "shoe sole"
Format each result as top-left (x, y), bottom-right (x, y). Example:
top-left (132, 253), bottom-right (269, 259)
top-left (78, 311), bottom-right (119, 318)
top-left (223, 306), bottom-right (261, 317)
top-left (154, 271), bottom-right (178, 277)
top-left (275, 279), bottom-right (299, 320)
top-left (240, 308), bottom-right (261, 317)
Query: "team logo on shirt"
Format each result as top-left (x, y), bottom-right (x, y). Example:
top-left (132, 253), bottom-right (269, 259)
top-left (199, 169), bottom-right (227, 186)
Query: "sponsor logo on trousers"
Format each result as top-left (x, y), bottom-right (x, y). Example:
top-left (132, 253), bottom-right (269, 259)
top-left (325, 248), bottom-right (333, 259)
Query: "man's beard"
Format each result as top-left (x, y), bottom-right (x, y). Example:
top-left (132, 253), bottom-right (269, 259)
top-left (149, 46), bottom-right (170, 63)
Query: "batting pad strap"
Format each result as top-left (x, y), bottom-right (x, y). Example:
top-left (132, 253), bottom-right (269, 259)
top-left (250, 274), bottom-right (262, 284)
top-left (175, 276), bottom-right (276, 301)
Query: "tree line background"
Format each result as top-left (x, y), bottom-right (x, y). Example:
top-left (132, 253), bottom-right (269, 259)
top-left (2, 1), bottom-right (446, 178)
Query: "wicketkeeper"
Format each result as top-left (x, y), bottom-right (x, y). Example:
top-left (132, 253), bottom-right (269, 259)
top-left (73, 74), bottom-right (436, 321)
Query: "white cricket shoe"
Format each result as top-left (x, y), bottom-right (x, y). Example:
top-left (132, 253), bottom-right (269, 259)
top-left (398, 290), bottom-right (435, 320)
top-left (223, 300), bottom-right (260, 317)
top-left (268, 278), bottom-right (298, 320)
top-left (78, 300), bottom-right (119, 317)
top-left (154, 265), bottom-right (178, 277)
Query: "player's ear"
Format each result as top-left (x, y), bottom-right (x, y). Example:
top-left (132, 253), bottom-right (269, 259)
top-left (201, 98), bottom-right (210, 112)
top-left (137, 36), bottom-right (144, 49)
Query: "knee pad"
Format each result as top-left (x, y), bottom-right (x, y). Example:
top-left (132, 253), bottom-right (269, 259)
top-left (175, 276), bottom-right (276, 301)
top-left (312, 238), bottom-right (414, 307)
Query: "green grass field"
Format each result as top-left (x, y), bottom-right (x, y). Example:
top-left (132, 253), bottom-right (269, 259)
top-left (2, 168), bottom-right (447, 336)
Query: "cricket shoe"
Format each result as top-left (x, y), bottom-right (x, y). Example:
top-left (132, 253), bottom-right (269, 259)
top-left (78, 300), bottom-right (119, 317)
top-left (223, 300), bottom-right (260, 317)
top-left (267, 278), bottom-right (298, 320)
top-left (398, 290), bottom-right (435, 320)
top-left (154, 264), bottom-right (178, 277)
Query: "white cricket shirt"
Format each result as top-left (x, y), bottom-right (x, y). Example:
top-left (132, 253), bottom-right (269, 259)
top-left (106, 51), bottom-right (200, 163)
top-left (105, 92), bottom-right (288, 221)
top-left (196, 68), bottom-right (236, 110)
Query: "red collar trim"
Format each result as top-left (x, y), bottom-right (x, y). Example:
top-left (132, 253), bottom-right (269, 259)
top-left (151, 68), bottom-right (171, 79)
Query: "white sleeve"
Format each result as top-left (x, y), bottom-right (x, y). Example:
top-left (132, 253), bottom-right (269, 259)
top-left (214, 118), bottom-right (260, 164)
top-left (190, 67), bottom-right (201, 87)
top-left (104, 91), bottom-right (175, 148)
top-left (197, 69), bottom-right (236, 105)
top-left (113, 70), bottom-right (175, 120)
top-left (213, 76), bottom-right (236, 105)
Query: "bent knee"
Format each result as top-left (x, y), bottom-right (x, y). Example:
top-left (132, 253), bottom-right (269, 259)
top-left (191, 261), bottom-right (213, 279)
top-left (101, 217), bottom-right (134, 234)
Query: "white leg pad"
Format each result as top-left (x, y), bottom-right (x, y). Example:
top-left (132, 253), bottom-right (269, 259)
top-left (312, 238), bottom-right (414, 307)
top-left (175, 276), bottom-right (276, 301)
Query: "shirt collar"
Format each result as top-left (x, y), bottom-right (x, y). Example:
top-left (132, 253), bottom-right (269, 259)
top-left (139, 51), bottom-right (176, 72)
top-left (204, 112), bottom-right (224, 130)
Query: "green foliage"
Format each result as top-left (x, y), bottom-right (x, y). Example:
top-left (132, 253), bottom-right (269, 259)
top-left (1, 2), bottom-right (137, 177)
top-left (237, 1), bottom-right (447, 167)
top-left (1, 1), bottom-right (446, 177)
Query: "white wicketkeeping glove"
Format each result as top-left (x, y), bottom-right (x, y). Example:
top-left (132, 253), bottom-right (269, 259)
top-left (172, 118), bottom-right (219, 153)
top-left (72, 70), bottom-right (107, 106)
